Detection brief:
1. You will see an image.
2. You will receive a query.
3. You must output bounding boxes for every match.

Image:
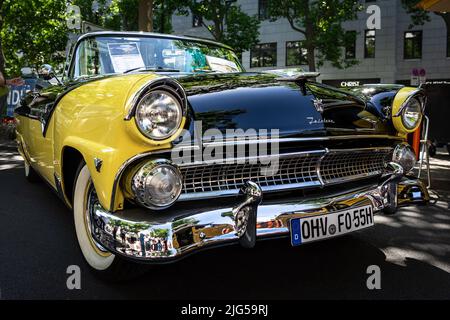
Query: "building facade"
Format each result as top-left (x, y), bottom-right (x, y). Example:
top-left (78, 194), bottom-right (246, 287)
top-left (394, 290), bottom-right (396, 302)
top-left (171, 0), bottom-right (450, 87)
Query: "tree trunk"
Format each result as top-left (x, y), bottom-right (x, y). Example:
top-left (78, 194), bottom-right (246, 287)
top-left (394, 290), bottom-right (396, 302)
top-left (303, 0), bottom-right (315, 72)
top-left (139, 0), bottom-right (153, 32)
top-left (305, 24), bottom-right (315, 72)
top-left (160, 0), bottom-right (165, 33)
top-left (0, 0), bottom-right (5, 76)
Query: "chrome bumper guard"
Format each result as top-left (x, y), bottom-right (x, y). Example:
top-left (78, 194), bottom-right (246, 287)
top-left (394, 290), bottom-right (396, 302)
top-left (90, 171), bottom-right (429, 263)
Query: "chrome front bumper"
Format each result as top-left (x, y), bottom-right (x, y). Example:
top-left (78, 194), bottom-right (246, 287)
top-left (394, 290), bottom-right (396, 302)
top-left (90, 175), bottom-right (429, 263)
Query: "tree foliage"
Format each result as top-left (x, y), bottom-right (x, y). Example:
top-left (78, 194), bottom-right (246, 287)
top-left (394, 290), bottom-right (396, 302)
top-left (401, 0), bottom-right (450, 34)
top-left (184, 0), bottom-right (260, 55)
top-left (401, 0), bottom-right (431, 27)
top-left (0, 0), bottom-right (68, 76)
top-left (71, 0), bottom-right (140, 31)
top-left (266, 0), bottom-right (363, 71)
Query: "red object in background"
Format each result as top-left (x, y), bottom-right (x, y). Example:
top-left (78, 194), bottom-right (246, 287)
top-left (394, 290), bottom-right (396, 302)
top-left (408, 123), bottom-right (422, 160)
top-left (1, 117), bottom-right (15, 125)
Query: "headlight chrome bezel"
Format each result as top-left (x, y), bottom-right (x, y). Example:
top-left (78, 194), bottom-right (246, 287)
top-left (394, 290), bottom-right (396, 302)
top-left (131, 159), bottom-right (183, 210)
top-left (392, 89), bottom-right (426, 133)
top-left (125, 78), bottom-right (187, 141)
top-left (400, 95), bottom-right (424, 131)
top-left (134, 89), bottom-right (183, 141)
top-left (392, 143), bottom-right (417, 173)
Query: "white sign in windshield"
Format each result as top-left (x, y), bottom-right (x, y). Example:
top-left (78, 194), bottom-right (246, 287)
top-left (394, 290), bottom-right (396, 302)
top-left (107, 43), bottom-right (145, 73)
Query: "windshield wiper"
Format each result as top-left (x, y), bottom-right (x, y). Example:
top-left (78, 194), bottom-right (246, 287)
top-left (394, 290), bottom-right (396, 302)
top-left (123, 66), bottom-right (180, 74)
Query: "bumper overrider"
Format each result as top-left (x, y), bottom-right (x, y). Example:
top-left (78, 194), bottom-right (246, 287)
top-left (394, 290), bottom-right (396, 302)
top-left (89, 161), bottom-right (429, 263)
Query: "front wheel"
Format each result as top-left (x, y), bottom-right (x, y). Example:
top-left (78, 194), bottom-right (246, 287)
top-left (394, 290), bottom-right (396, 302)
top-left (73, 163), bottom-right (146, 281)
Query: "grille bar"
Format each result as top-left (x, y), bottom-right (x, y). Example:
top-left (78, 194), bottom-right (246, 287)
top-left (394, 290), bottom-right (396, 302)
top-left (178, 148), bottom-right (392, 201)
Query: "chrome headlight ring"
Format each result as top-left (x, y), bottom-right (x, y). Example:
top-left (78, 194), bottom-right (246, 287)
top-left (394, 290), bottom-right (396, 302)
top-left (125, 78), bottom-right (187, 141)
top-left (401, 96), bottom-right (424, 130)
top-left (391, 143), bottom-right (417, 173)
top-left (131, 159), bottom-right (183, 210)
top-left (394, 91), bottom-right (426, 131)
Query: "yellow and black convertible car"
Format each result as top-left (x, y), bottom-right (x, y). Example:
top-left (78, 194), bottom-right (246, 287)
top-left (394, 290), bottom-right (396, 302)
top-left (15, 31), bottom-right (428, 279)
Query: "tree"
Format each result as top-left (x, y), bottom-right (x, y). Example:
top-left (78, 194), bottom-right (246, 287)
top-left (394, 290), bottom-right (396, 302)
top-left (71, 0), bottom-right (139, 31)
top-left (0, 0), bottom-right (68, 76)
top-left (401, 0), bottom-right (450, 42)
top-left (153, 0), bottom-right (186, 33)
top-left (184, 0), bottom-right (260, 55)
top-left (266, 0), bottom-right (363, 72)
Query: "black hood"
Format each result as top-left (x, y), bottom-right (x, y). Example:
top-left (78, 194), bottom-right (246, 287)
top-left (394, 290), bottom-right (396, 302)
top-left (174, 72), bottom-right (396, 139)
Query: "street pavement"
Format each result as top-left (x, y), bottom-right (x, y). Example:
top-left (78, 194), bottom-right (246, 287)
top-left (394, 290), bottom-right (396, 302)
top-left (0, 141), bottom-right (449, 300)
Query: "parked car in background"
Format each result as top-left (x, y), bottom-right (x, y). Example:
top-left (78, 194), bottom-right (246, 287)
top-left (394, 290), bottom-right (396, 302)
top-left (15, 31), bottom-right (429, 280)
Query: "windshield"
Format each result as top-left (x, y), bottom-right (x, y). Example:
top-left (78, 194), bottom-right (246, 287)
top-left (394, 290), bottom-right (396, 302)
top-left (70, 35), bottom-right (243, 79)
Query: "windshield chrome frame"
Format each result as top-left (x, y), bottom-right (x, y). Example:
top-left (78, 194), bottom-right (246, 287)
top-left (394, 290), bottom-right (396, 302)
top-left (65, 32), bottom-right (244, 81)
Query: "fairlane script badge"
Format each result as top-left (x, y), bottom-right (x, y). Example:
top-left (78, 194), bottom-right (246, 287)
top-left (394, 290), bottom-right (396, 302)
top-left (306, 117), bottom-right (335, 125)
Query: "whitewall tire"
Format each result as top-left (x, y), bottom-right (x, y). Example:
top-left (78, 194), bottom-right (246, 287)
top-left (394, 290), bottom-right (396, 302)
top-left (73, 164), bottom-right (115, 271)
top-left (73, 163), bottom-right (147, 280)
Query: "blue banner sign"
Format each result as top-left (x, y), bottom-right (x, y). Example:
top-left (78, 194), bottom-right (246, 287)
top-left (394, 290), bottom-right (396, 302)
top-left (6, 79), bottom-right (36, 116)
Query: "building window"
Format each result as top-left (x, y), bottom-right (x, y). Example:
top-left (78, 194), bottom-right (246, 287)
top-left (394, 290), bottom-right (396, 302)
top-left (364, 29), bottom-right (376, 58)
top-left (192, 14), bottom-right (203, 27)
top-left (345, 31), bottom-right (357, 60)
top-left (258, 0), bottom-right (269, 20)
top-left (250, 43), bottom-right (277, 68)
top-left (404, 31), bottom-right (422, 59)
top-left (286, 41), bottom-right (308, 66)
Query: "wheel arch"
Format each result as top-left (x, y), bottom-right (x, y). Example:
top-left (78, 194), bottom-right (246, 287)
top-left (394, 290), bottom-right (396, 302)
top-left (61, 146), bottom-right (86, 206)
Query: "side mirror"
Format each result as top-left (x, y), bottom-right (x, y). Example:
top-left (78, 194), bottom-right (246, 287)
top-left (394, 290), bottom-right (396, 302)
top-left (39, 64), bottom-right (55, 81)
top-left (39, 64), bottom-right (62, 85)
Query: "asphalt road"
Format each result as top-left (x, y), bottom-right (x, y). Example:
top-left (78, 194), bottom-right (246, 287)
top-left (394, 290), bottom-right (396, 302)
top-left (0, 141), bottom-right (449, 300)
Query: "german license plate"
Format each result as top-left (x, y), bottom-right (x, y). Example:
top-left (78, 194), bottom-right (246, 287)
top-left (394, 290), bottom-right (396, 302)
top-left (290, 205), bottom-right (374, 246)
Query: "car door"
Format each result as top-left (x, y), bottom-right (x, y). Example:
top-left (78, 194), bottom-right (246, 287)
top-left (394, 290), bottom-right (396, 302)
top-left (16, 90), bottom-right (56, 186)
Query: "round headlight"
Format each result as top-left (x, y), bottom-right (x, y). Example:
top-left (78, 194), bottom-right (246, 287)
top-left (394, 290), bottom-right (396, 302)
top-left (132, 160), bottom-right (182, 210)
top-left (401, 97), bottom-right (423, 130)
top-left (392, 143), bottom-right (417, 173)
top-left (135, 90), bottom-right (182, 140)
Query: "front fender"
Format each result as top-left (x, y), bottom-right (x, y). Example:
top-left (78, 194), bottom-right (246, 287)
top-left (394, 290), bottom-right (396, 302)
top-left (53, 73), bottom-right (177, 211)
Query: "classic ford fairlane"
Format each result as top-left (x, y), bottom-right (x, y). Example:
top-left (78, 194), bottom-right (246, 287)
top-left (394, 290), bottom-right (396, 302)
top-left (15, 31), bottom-right (429, 279)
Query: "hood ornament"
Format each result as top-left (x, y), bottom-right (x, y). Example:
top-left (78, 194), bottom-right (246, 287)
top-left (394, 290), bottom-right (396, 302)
top-left (312, 98), bottom-right (324, 113)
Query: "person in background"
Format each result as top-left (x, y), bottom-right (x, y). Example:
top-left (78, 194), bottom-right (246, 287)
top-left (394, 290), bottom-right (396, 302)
top-left (0, 70), bottom-right (24, 88)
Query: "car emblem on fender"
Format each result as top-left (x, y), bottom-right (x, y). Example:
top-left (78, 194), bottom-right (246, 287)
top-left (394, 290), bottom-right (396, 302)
top-left (312, 98), bottom-right (324, 113)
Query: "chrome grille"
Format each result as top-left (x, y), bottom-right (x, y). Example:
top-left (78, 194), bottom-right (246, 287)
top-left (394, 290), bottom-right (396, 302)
top-left (178, 148), bottom-right (392, 200)
top-left (320, 150), bottom-right (389, 184)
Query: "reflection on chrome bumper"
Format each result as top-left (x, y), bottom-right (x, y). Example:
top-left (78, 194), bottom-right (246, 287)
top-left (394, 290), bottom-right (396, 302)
top-left (90, 177), bottom-right (429, 263)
